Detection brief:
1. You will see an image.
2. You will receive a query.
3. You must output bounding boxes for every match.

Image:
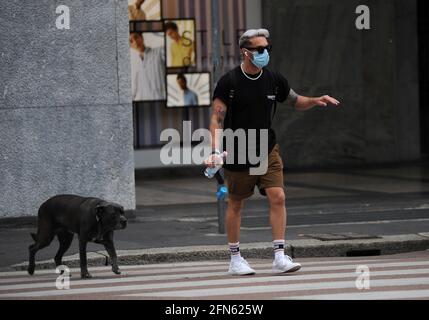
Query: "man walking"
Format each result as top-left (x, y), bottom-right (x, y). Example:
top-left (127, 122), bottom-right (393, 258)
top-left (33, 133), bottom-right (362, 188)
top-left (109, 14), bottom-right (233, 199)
top-left (206, 29), bottom-right (340, 275)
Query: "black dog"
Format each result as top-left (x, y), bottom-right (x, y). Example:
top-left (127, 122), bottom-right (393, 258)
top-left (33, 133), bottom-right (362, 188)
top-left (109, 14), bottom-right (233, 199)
top-left (28, 194), bottom-right (127, 279)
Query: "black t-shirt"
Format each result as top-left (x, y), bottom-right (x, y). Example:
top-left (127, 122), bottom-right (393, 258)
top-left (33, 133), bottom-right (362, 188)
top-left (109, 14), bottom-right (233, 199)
top-left (213, 65), bottom-right (290, 171)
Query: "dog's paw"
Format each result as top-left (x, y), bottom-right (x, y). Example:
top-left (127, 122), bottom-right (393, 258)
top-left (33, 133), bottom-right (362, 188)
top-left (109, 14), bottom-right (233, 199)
top-left (28, 264), bottom-right (35, 275)
top-left (80, 272), bottom-right (93, 279)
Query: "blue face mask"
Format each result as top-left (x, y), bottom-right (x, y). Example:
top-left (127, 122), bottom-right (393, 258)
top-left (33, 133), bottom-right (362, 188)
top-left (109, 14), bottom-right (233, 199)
top-left (250, 49), bottom-right (270, 68)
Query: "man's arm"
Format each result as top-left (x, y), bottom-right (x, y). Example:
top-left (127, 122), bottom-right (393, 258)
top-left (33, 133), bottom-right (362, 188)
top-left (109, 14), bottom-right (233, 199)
top-left (295, 93), bottom-right (340, 111)
top-left (205, 98), bottom-right (227, 168)
top-left (286, 88), bottom-right (340, 111)
top-left (210, 98), bottom-right (227, 151)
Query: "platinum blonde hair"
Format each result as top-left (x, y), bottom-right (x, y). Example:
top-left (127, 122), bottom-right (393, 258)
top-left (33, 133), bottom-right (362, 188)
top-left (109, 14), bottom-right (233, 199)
top-left (238, 28), bottom-right (270, 48)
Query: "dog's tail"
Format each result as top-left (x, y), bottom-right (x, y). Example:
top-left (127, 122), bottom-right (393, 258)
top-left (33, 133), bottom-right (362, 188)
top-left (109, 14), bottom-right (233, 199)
top-left (30, 233), bottom-right (38, 242)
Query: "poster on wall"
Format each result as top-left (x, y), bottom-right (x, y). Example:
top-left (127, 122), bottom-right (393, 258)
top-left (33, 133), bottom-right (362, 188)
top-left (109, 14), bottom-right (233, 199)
top-left (130, 0), bottom-right (246, 148)
top-left (166, 72), bottom-right (210, 108)
top-left (164, 19), bottom-right (196, 68)
top-left (128, 0), bottom-right (162, 21)
top-left (129, 32), bottom-right (166, 101)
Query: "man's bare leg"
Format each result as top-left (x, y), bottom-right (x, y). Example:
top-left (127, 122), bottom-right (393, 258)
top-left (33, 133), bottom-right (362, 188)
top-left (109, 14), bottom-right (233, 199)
top-left (226, 198), bottom-right (244, 243)
top-left (226, 198), bottom-right (255, 275)
top-left (265, 187), bottom-right (301, 273)
top-left (265, 187), bottom-right (286, 240)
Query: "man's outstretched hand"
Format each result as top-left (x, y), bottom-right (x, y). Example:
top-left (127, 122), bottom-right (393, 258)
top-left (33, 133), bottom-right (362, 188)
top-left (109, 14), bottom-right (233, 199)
top-left (295, 94), bottom-right (340, 110)
top-left (313, 95), bottom-right (340, 107)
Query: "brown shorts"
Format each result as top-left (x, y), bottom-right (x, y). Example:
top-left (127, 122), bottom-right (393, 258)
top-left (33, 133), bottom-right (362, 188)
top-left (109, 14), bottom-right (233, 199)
top-left (224, 144), bottom-right (284, 201)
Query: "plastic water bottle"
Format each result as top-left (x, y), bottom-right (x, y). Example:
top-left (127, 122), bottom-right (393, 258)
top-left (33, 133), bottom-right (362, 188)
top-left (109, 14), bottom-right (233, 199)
top-left (216, 185), bottom-right (228, 200)
top-left (204, 151), bottom-right (228, 178)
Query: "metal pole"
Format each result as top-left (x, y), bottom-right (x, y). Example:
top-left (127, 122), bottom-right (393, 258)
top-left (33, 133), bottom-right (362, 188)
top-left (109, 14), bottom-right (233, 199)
top-left (211, 0), bottom-right (226, 234)
top-left (211, 0), bottom-right (222, 84)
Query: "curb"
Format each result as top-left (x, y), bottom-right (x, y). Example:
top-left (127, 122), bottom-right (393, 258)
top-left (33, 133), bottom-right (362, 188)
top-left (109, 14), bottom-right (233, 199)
top-left (8, 233), bottom-right (429, 272)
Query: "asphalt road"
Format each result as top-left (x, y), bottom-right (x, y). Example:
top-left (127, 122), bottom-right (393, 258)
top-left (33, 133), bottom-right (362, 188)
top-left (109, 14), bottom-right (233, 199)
top-left (0, 191), bottom-right (428, 268)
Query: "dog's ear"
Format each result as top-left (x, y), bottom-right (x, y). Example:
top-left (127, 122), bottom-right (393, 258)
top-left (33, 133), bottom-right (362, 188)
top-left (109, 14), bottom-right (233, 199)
top-left (95, 204), bottom-right (106, 221)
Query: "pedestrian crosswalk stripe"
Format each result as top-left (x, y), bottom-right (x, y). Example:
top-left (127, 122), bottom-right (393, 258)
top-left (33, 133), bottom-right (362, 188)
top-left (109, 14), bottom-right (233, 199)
top-left (0, 260), bottom-right (229, 277)
top-left (0, 266), bottom-right (428, 293)
top-left (0, 259), bottom-right (428, 284)
top-left (125, 277), bottom-right (429, 298)
top-left (2, 256), bottom-right (429, 300)
top-left (1, 258), bottom-right (427, 287)
top-left (0, 257), bottom-right (409, 278)
top-left (0, 257), bottom-right (425, 283)
top-left (280, 289), bottom-right (429, 300)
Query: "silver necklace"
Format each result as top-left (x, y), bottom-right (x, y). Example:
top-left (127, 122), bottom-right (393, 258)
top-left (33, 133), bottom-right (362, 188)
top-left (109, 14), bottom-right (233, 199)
top-left (240, 63), bottom-right (263, 80)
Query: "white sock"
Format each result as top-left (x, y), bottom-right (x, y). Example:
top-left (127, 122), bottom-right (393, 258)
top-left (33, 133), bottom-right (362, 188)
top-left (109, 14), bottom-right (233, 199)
top-left (229, 242), bottom-right (241, 261)
top-left (273, 239), bottom-right (285, 261)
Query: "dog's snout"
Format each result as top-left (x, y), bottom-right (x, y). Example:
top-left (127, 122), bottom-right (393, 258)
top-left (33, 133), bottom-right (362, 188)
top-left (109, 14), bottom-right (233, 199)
top-left (119, 215), bottom-right (127, 229)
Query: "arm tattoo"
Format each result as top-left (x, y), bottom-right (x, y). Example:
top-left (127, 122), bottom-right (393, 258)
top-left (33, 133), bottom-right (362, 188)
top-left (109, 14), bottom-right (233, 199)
top-left (286, 88), bottom-right (299, 107)
top-left (216, 105), bottom-right (227, 129)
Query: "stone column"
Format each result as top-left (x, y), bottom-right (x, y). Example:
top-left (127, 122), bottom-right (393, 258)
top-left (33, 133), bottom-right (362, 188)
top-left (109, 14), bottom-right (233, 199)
top-left (0, 0), bottom-right (135, 217)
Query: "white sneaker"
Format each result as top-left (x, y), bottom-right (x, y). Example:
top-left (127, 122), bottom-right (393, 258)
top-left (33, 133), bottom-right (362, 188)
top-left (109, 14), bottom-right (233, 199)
top-left (272, 255), bottom-right (301, 274)
top-left (228, 257), bottom-right (256, 276)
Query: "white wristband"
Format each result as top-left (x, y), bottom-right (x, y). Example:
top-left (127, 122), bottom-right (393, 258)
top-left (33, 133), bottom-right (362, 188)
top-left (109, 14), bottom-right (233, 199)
top-left (212, 149), bottom-right (221, 155)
